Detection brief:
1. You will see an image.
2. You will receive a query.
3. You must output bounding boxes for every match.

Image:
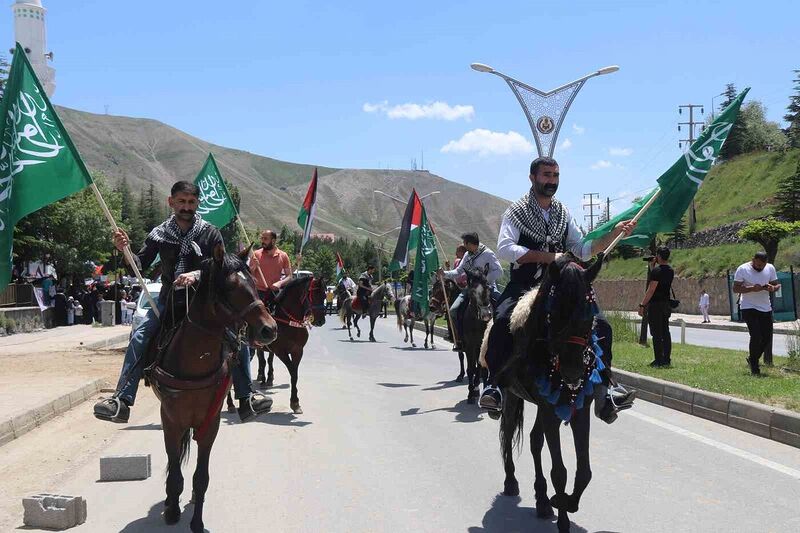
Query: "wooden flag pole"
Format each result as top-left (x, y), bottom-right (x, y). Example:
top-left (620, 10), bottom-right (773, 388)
top-left (235, 217), bottom-right (272, 292)
top-left (602, 187), bottom-right (662, 257)
top-left (432, 231), bottom-right (459, 347)
top-left (89, 183), bottom-right (160, 317)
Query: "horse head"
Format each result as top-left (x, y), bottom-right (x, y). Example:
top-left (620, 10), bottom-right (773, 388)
top-left (274, 275), bottom-right (327, 328)
top-left (202, 244), bottom-right (277, 347)
top-left (536, 252), bottom-right (603, 388)
top-left (465, 267), bottom-right (492, 322)
top-left (309, 276), bottom-right (327, 327)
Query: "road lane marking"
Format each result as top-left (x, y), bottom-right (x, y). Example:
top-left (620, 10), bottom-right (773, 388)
top-left (628, 410), bottom-right (800, 480)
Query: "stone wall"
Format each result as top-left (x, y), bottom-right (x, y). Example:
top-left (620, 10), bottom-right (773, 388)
top-left (666, 221), bottom-right (748, 249)
top-left (594, 277), bottom-right (732, 315)
top-left (0, 306), bottom-right (45, 334)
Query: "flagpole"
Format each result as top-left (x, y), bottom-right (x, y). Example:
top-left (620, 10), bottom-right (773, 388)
top-left (602, 188), bottom-right (662, 257)
top-left (431, 231), bottom-right (459, 347)
top-left (235, 217), bottom-right (272, 291)
top-left (89, 183), bottom-right (159, 317)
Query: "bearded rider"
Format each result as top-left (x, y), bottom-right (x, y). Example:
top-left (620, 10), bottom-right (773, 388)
top-left (479, 157), bottom-right (636, 422)
top-left (93, 181), bottom-right (273, 424)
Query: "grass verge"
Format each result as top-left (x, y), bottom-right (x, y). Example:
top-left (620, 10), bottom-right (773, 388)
top-left (613, 341), bottom-right (800, 413)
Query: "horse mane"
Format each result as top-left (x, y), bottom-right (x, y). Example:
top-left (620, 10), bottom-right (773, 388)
top-left (199, 252), bottom-right (250, 303)
top-left (274, 276), bottom-right (312, 306)
top-left (370, 283), bottom-right (387, 298)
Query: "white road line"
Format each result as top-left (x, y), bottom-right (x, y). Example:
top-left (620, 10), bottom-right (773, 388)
top-left (628, 410), bottom-right (800, 480)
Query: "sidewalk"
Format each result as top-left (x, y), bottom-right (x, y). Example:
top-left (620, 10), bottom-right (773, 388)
top-left (0, 324), bottom-right (130, 445)
top-left (618, 311), bottom-right (798, 335)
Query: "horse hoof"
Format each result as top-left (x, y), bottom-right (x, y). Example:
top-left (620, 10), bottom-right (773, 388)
top-left (550, 493), bottom-right (569, 511)
top-left (536, 500), bottom-right (554, 519)
top-left (291, 403), bottom-right (303, 414)
top-left (356, 331), bottom-right (361, 338)
top-left (503, 479), bottom-right (520, 496)
top-left (455, 374), bottom-right (464, 383)
top-left (163, 505), bottom-right (181, 525)
top-left (467, 396), bottom-right (476, 405)
top-left (411, 343), bottom-right (416, 348)
top-left (566, 494), bottom-right (579, 513)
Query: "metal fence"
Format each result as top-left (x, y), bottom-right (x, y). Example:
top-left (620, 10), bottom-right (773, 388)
top-left (0, 284), bottom-right (35, 308)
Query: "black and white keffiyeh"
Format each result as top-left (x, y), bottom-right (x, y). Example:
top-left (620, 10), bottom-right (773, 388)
top-left (504, 189), bottom-right (568, 252)
top-left (147, 214), bottom-right (210, 275)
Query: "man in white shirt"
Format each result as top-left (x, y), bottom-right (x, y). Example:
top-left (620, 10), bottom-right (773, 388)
top-left (733, 251), bottom-right (779, 375)
top-left (481, 156), bottom-right (636, 413)
top-left (698, 289), bottom-right (710, 323)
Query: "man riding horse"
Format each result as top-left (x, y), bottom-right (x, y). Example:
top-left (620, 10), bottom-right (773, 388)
top-left (480, 157), bottom-right (636, 420)
top-left (93, 181), bottom-right (273, 424)
top-left (438, 232), bottom-right (503, 351)
top-left (356, 265), bottom-right (376, 316)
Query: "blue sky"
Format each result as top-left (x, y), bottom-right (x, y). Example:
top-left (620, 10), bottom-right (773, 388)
top-left (3, 0), bottom-right (797, 226)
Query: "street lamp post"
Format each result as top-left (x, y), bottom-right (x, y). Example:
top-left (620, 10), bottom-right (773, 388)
top-left (470, 63), bottom-right (619, 157)
top-left (711, 92), bottom-right (726, 120)
top-left (355, 225), bottom-right (401, 283)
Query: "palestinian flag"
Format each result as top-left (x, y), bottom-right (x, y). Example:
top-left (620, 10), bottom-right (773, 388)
top-left (297, 167), bottom-right (318, 252)
top-left (389, 189), bottom-right (423, 271)
top-left (335, 252), bottom-right (345, 283)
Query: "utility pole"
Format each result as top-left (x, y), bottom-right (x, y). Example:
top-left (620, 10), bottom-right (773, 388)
top-left (583, 192), bottom-right (601, 231)
top-left (678, 103), bottom-right (704, 234)
top-left (606, 196), bottom-right (611, 224)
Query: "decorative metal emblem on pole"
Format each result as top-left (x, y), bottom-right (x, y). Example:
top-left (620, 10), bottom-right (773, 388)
top-left (470, 63), bottom-right (619, 157)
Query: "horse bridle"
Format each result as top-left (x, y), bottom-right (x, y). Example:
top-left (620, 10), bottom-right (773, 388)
top-left (182, 275), bottom-right (267, 341)
top-left (273, 278), bottom-right (325, 328)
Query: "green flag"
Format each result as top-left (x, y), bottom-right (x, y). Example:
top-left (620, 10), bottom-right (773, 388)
top-left (0, 43), bottom-right (93, 288)
top-left (411, 206), bottom-right (439, 314)
top-left (194, 153), bottom-right (237, 229)
top-left (584, 88), bottom-right (750, 248)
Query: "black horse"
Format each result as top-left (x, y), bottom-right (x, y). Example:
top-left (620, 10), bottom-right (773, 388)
top-left (461, 267), bottom-right (492, 403)
top-left (494, 253), bottom-right (605, 533)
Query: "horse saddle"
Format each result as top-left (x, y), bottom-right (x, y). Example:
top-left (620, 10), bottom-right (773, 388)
top-left (352, 297), bottom-right (363, 312)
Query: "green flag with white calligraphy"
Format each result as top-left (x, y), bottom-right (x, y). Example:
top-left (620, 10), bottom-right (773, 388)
top-left (0, 43), bottom-right (93, 289)
top-left (583, 88), bottom-right (749, 248)
top-left (194, 153), bottom-right (237, 229)
top-left (411, 206), bottom-right (439, 315)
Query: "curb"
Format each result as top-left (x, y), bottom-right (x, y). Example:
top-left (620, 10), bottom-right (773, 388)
top-left (0, 378), bottom-right (106, 447)
top-left (624, 317), bottom-right (794, 336)
top-left (407, 321), bottom-right (800, 448)
top-left (81, 332), bottom-right (130, 350)
top-left (614, 369), bottom-right (800, 449)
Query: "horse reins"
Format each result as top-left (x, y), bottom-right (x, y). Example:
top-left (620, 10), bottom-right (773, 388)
top-left (272, 279), bottom-right (324, 329)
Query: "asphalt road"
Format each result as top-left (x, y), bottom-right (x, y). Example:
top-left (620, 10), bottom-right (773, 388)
top-left (18, 316), bottom-right (800, 532)
top-left (666, 325), bottom-right (791, 356)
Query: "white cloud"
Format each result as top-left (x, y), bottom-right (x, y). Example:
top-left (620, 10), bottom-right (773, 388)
top-left (591, 160), bottom-right (612, 170)
top-left (363, 100), bottom-right (474, 121)
top-left (609, 147), bottom-right (633, 156)
top-left (559, 138), bottom-right (573, 150)
top-left (572, 124), bottom-right (586, 135)
top-left (441, 129), bottom-right (533, 156)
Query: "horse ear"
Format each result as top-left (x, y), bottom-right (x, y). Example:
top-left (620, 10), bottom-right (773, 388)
top-left (213, 243), bottom-right (224, 264)
top-left (237, 243), bottom-right (253, 263)
top-left (586, 252), bottom-right (604, 283)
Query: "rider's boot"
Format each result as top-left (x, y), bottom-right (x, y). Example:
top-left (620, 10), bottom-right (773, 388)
top-left (93, 396), bottom-right (131, 423)
top-left (479, 385), bottom-right (503, 413)
top-left (237, 391), bottom-right (273, 422)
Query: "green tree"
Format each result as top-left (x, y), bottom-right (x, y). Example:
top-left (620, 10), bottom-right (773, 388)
top-left (785, 69), bottom-right (800, 148)
top-left (219, 179), bottom-right (242, 250)
top-left (13, 174), bottom-right (121, 283)
top-left (720, 100), bottom-right (786, 159)
top-left (667, 215), bottom-right (688, 247)
top-left (719, 83), bottom-right (744, 160)
top-left (774, 160), bottom-right (800, 222)
top-left (738, 218), bottom-right (800, 263)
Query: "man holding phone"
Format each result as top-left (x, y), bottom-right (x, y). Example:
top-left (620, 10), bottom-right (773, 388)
top-left (733, 251), bottom-right (779, 375)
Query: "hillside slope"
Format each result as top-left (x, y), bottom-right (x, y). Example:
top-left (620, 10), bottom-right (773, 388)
top-left (56, 106), bottom-right (510, 251)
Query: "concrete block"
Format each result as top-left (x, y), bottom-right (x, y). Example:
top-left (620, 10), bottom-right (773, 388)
top-left (10, 411), bottom-right (37, 438)
top-left (23, 494), bottom-right (86, 530)
top-left (691, 390), bottom-right (730, 426)
top-left (661, 383), bottom-right (694, 414)
top-left (100, 454), bottom-right (151, 481)
top-left (770, 427), bottom-right (800, 448)
top-left (633, 388), bottom-right (662, 405)
top-left (727, 398), bottom-right (773, 438)
top-left (770, 408), bottom-right (800, 436)
top-left (81, 381), bottom-right (100, 400)
top-left (52, 393), bottom-right (73, 415)
top-left (68, 389), bottom-right (85, 408)
top-left (34, 404), bottom-right (56, 426)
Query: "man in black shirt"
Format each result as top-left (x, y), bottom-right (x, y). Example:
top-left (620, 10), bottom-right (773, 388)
top-left (638, 246), bottom-right (675, 367)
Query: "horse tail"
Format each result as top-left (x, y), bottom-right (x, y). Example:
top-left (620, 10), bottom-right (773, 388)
top-left (180, 429), bottom-right (192, 465)
top-left (395, 298), bottom-right (403, 330)
top-left (338, 299), bottom-right (347, 324)
top-left (500, 394), bottom-right (524, 462)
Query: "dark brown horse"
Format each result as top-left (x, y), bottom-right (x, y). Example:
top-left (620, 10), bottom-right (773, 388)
top-left (428, 278), bottom-right (465, 380)
top-left (148, 245), bottom-right (276, 532)
top-left (261, 275), bottom-right (327, 414)
top-left (493, 253), bottom-right (604, 533)
top-left (461, 267), bottom-right (492, 403)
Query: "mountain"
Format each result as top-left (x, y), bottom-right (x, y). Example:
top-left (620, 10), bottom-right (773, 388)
top-left (56, 106), bottom-right (510, 253)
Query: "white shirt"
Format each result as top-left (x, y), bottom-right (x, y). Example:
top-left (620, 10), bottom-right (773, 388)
top-left (699, 293), bottom-right (710, 307)
top-left (734, 262), bottom-right (777, 312)
top-left (497, 205), bottom-right (592, 264)
top-left (342, 277), bottom-right (356, 293)
top-left (443, 246), bottom-right (503, 288)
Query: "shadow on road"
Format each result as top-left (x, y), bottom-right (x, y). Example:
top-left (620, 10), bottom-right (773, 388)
top-left (118, 501), bottom-right (210, 532)
top-left (388, 345), bottom-right (446, 352)
top-left (400, 399), bottom-right (483, 423)
top-left (422, 380), bottom-right (463, 391)
top-left (220, 411), bottom-right (312, 428)
top-left (121, 422), bottom-right (162, 431)
top-left (376, 382), bottom-right (419, 388)
top-left (467, 494), bottom-right (588, 533)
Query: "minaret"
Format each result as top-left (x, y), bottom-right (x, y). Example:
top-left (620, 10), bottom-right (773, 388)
top-left (11, 0), bottom-right (56, 96)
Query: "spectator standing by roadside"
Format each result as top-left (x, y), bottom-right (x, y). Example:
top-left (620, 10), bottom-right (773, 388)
top-left (733, 251), bottom-right (779, 375)
top-left (325, 288), bottom-right (334, 316)
top-left (699, 289), bottom-right (711, 323)
top-left (638, 247), bottom-right (674, 367)
top-left (66, 297), bottom-right (76, 326)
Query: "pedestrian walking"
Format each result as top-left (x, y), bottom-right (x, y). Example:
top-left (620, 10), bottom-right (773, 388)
top-left (638, 247), bottom-right (674, 367)
top-left (699, 289), bottom-right (710, 323)
top-left (733, 251), bottom-right (779, 375)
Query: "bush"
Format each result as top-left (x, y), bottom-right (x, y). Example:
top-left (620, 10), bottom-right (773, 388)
top-left (787, 323), bottom-right (800, 371)
top-left (603, 310), bottom-right (638, 344)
